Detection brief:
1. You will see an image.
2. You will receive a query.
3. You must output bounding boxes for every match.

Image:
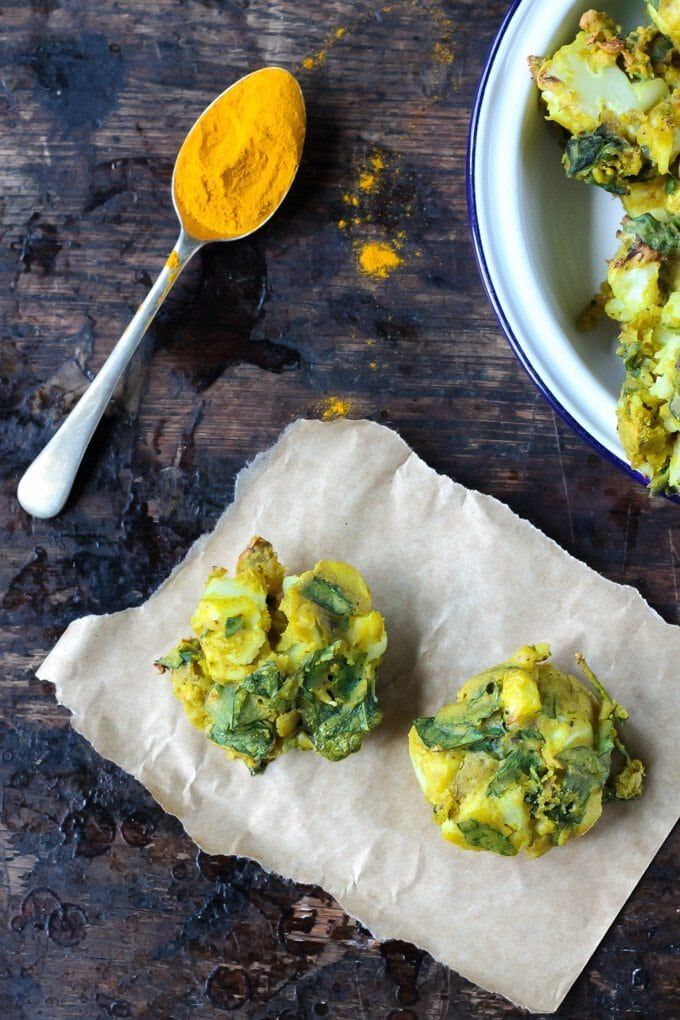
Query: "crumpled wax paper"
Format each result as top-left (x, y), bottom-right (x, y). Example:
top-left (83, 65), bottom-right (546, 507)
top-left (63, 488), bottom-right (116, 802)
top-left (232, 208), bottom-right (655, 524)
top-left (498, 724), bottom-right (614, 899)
top-left (38, 419), bottom-right (680, 1013)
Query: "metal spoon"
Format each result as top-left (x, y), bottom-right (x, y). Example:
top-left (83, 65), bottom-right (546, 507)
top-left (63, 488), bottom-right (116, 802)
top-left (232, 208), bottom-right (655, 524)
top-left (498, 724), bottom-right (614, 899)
top-left (17, 67), bottom-right (305, 519)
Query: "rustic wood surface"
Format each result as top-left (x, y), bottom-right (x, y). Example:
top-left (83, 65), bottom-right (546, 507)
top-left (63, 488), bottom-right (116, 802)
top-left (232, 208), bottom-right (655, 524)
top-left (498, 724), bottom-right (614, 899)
top-left (1, 0), bottom-right (678, 1016)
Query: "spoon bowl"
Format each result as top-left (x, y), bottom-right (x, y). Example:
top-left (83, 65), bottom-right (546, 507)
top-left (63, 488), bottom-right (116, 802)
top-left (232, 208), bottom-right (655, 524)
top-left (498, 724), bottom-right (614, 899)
top-left (172, 66), bottom-right (305, 243)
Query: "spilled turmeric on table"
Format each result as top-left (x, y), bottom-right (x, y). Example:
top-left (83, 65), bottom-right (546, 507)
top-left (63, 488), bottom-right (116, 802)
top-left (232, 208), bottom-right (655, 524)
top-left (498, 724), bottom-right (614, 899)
top-left (337, 150), bottom-right (409, 279)
top-left (433, 40), bottom-right (454, 64)
top-left (173, 68), bottom-right (306, 241)
top-left (300, 25), bottom-right (348, 71)
top-left (319, 396), bottom-right (355, 420)
top-left (358, 242), bottom-right (403, 279)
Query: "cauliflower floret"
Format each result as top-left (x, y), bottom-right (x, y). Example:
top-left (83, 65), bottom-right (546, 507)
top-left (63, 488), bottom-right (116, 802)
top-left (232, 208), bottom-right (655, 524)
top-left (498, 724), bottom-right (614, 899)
top-left (605, 236), bottom-right (662, 321)
top-left (649, 331), bottom-right (680, 400)
top-left (638, 89), bottom-right (680, 174)
top-left (660, 288), bottom-right (680, 324)
top-left (622, 175), bottom-right (669, 217)
top-left (530, 21), bottom-right (667, 139)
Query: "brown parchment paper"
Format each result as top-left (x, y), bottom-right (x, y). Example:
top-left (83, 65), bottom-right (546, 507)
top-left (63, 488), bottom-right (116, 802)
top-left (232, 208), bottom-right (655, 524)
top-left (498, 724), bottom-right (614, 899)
top-left (38, 419), bottom-right (680, 1013)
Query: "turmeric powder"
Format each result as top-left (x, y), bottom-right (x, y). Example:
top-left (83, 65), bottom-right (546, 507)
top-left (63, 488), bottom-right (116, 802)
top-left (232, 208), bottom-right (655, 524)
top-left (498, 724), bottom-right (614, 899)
top-left (358, 242), bottom-right (403, 279)
top-left (318, 396), bottom-right (355, 420)
top-left (173, 67), bottom-right (306, 241)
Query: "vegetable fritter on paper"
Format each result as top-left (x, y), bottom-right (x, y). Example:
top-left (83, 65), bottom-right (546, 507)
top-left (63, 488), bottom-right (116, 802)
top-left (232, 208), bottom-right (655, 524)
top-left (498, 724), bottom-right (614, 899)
top-left (155, 538), bottom-right (387, 772)
top-left (409, 644), bottom-right (643, 858)
top-left (530, 6), bottom-right (680, 494)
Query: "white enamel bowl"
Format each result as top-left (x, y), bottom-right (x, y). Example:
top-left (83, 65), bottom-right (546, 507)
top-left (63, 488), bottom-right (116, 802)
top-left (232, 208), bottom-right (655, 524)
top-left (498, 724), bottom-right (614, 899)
top-left (468, 0), bottom-right (657, 488)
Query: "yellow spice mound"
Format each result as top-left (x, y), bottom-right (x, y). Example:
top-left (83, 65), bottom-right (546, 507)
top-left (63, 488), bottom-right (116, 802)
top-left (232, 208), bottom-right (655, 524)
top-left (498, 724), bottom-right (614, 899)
top-left (174, 67), bottom-right (306, 240)
top-left (358, 241), bottom-right (403, 279)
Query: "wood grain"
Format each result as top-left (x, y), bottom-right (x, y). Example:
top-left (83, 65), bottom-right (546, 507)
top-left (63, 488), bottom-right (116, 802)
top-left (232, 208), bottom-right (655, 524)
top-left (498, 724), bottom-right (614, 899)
top-left (1, 0), bottom-right (677, 1016)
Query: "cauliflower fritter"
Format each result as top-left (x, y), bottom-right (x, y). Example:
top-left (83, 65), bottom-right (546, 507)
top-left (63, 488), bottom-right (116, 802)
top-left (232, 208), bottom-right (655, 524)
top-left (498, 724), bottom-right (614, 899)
top-left (155, 538), bottom-right (387, 772)
top-left (408, 645), bottom-right (643, 858)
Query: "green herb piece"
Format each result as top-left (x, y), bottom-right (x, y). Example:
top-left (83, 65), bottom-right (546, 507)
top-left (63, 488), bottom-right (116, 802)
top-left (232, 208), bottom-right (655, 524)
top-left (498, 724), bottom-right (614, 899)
top-left (650, 30), bottom-right (671, 66)
top-left (414, 717), bottom-right (486, 751)
top-left (224, 615), bottom-right (243, 638)
top-left (210, 721), bottom-right (276, 771)
top-left (206, 683), bottom-right (237, 728)
top-left (308, 695), bottom-right (383, 762)
top-left (414, 681), bottom-right (502, 751)
top-left (574, 653), bottom-right (646, 800)
top-left (330, 659), bottom-right (368, 704)
top-left (517, 726), bottom-right (543, 742)
top-left (435, 680), bottom-right (501, 728)
top-left (301, 577), bottom-right (354, 617)
top-left (295, 646), bottom-right (382, 763)
top-left (626, 212), bottom-right (680, 255)
top-left (617, 340), bottom-right (643, 376)
top-left (156, 651), bottom-right (183, 670)
top-left (155, 640), bottom-right (201, 670)
top-left (486, 747), bottom-right (542, 798)
top-left (241, 661), bottom-right (282, 700)
top-left (540, 686), bottom-right (558, 719)
top-left (300, 645), bottom-right (338, 696)
top-left (555, 746), bottom-right (609, 825)
top-left (457, 820), bottom-right (518, 856)
top-left (563, 127), bottom-right (642, 195)
top-left (205, 665), bottom-right (283, 769)
top-left (575, 654), bottom-right (630, 758)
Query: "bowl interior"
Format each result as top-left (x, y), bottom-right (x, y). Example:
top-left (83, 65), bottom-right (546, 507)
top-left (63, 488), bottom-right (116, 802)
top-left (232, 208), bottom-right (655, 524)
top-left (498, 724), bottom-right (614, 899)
top-left (472, 0), bottom-right (651, 463)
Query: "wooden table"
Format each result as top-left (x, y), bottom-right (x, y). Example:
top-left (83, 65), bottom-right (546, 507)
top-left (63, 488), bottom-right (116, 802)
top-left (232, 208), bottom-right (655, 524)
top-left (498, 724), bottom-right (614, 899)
top-left (1, 1), bottom-right (677, 1016)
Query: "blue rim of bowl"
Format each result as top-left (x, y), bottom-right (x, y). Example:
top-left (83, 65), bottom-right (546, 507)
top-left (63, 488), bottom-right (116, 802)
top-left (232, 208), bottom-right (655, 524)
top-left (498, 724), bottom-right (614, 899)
top-left (466, 0), bottom-right (679, 503)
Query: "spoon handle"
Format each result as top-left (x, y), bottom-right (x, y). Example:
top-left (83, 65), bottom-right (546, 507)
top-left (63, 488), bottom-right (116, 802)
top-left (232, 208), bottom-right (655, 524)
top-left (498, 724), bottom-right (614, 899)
top-left (17, 231), bottom-right (202, 519)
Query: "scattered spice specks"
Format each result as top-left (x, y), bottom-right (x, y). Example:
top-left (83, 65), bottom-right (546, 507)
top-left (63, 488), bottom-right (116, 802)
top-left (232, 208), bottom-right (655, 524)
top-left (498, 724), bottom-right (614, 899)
top-left (318, 396), bottom-right (355, 420)
top-left (299, 24), bottom-right (348, 72)
top-left (434, 40), bottom-right (454, 64)
top-left (337, 149), bottom-right (412, 280)
top-left (300, 3), bottom-right (453, 78)
top-left (301, 54), bottom-right (324, 71)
